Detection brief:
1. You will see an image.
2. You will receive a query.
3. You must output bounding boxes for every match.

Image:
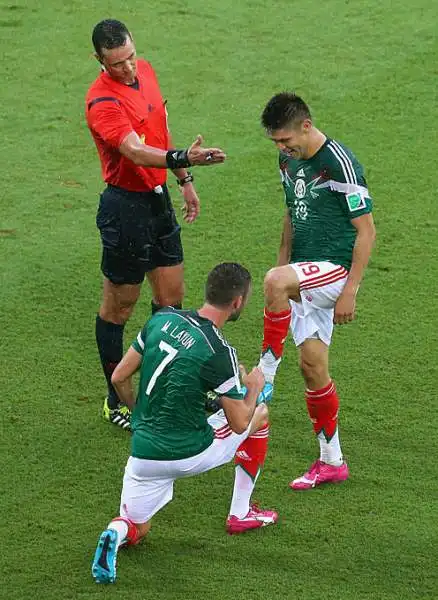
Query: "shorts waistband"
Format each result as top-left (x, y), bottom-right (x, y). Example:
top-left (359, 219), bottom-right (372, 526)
top-left (106, 183), bottom-right (166, 196)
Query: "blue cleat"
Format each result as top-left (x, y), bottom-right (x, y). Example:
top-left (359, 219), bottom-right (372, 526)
top-left (92, 529), bottom-right (118, 584)
top-left (258, 382), bottom-right (274, 405)
top-left (241, 382), bottom-right (274, 405)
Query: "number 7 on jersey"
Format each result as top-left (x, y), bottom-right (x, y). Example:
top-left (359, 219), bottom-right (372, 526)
top-left (146, 340), bottom-right (178, 395)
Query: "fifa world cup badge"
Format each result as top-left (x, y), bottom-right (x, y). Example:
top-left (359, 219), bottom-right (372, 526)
top-left (346, 192), bottom-right (366, 211)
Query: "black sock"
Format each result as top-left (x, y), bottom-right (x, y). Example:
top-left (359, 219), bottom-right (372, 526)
top-left (95, 315), bottom-right (125, 409)
top-left (151, 301), bottom-right (182, 315)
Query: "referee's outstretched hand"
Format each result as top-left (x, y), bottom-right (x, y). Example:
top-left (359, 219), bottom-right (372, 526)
top-left (188, 135), bottom-right (226, 165)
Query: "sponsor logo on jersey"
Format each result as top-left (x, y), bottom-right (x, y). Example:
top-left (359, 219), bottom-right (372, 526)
top-left (294, 178), bottom-right (306, 199)
top-left (346, 192), bottom-right (366, 211)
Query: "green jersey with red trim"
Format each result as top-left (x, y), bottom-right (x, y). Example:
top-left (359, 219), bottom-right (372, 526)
top-left (130, 308), bottom-right (243, 460)
top-left (280, 137), bottom-right (373, 270)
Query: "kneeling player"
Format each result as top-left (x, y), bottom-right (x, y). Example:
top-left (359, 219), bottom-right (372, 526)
top-left (92, 263), bottom-right (277, 584)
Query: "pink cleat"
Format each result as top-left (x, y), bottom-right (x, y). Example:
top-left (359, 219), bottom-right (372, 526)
top-left (289, 459), bottom-right (349, 490)
top-left (226, 504), bottom-right (278, 535)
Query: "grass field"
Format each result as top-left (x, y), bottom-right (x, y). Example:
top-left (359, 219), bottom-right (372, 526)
top-left (1, 0), bottom-right (437, 598)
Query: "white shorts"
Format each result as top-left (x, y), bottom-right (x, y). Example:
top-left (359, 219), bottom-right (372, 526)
top-left (289, 261), bottom-right (348, 347)
top-left (119, 410), bottom-right (250, 524)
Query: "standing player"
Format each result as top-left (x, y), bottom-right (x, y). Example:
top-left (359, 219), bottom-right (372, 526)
top-left (86, 19), bottom-right (226, 429)
top-left (91, 263), bottom-right (277, 584)
top-left (258, 93), bottom-right (376, 489)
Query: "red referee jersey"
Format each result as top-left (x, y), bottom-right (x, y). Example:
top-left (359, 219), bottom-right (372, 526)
top-left (85, 59), bottom-right (169, 192)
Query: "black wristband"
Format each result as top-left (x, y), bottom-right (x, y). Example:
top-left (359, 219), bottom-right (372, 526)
top-left (166, 149), bottom-right (191, 170)
top-left (177, 172), bottom-right (194, 186)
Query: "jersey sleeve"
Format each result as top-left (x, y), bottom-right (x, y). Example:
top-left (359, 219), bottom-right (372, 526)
top-left (327, 143), bottom-right (373, 218)
top-left (131, 325), bottom-right (147, 355)
top-left (201, 347), bottom-right (244, 400)
top-left (87, 98), bottom-right (134, 148)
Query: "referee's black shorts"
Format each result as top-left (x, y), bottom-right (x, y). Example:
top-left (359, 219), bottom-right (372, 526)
top-left (96, 183), bottom-right (183, 285)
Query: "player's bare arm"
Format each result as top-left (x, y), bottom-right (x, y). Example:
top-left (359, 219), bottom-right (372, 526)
top-left (334, 212), bottom-right (376, 325)
top-left (119, 132), bottom-right (226, 169)
top-left (277, 209), bottom-right (293, 266)
top-left (111, 346), bottom-right (142, 409)
top-left (221, 366), bottom-right (265, 433)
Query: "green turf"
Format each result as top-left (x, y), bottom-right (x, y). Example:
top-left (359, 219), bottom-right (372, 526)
top-left (1, 0), bottom-right (437, 598)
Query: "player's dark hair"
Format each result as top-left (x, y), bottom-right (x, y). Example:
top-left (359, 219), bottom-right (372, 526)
top-left (205, 263), bottom-right (252, 307)
top-left (261, 92), bottom-right (311, 132)
top-left (92, 19), bottom-right (132, 57)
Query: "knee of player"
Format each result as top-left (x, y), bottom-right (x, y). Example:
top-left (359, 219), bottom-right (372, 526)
top-left (264, 266), bottom-right (299, 300)
top-left (264, 267), bottom-right (287, 295)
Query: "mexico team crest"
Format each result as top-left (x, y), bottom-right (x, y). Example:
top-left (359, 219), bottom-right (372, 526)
top-left (294, 179), bottom-right (306, 199)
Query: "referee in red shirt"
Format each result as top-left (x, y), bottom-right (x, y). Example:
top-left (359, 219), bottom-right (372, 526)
top-left (85, 19), bottom-right (226, 429)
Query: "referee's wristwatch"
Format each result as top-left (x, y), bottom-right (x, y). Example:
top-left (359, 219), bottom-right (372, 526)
top-left (177, 172), bottom-right (194, 186)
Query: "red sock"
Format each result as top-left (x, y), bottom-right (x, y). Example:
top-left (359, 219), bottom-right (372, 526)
top-left (261, 308), bottom-right (292, 359)
top-left (305, 381), bottom-right (339, 441)
top-left (235, 424), bottom-right (270, 479)
top-left (112, 516), bottom-right (141, 546)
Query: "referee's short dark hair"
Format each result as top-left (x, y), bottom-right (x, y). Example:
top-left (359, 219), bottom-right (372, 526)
top-left (92, 19), bottom-right (131, 57)
top-left (205, 263), bottom-right (252, 307)
top-left (261, 92), bottom-right (312, 132)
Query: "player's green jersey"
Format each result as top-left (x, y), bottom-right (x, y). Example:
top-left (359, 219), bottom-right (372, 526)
top-left (130, 308), bottom-right (244, 461)
top-left (280, 137), bottom-right (373, 270)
